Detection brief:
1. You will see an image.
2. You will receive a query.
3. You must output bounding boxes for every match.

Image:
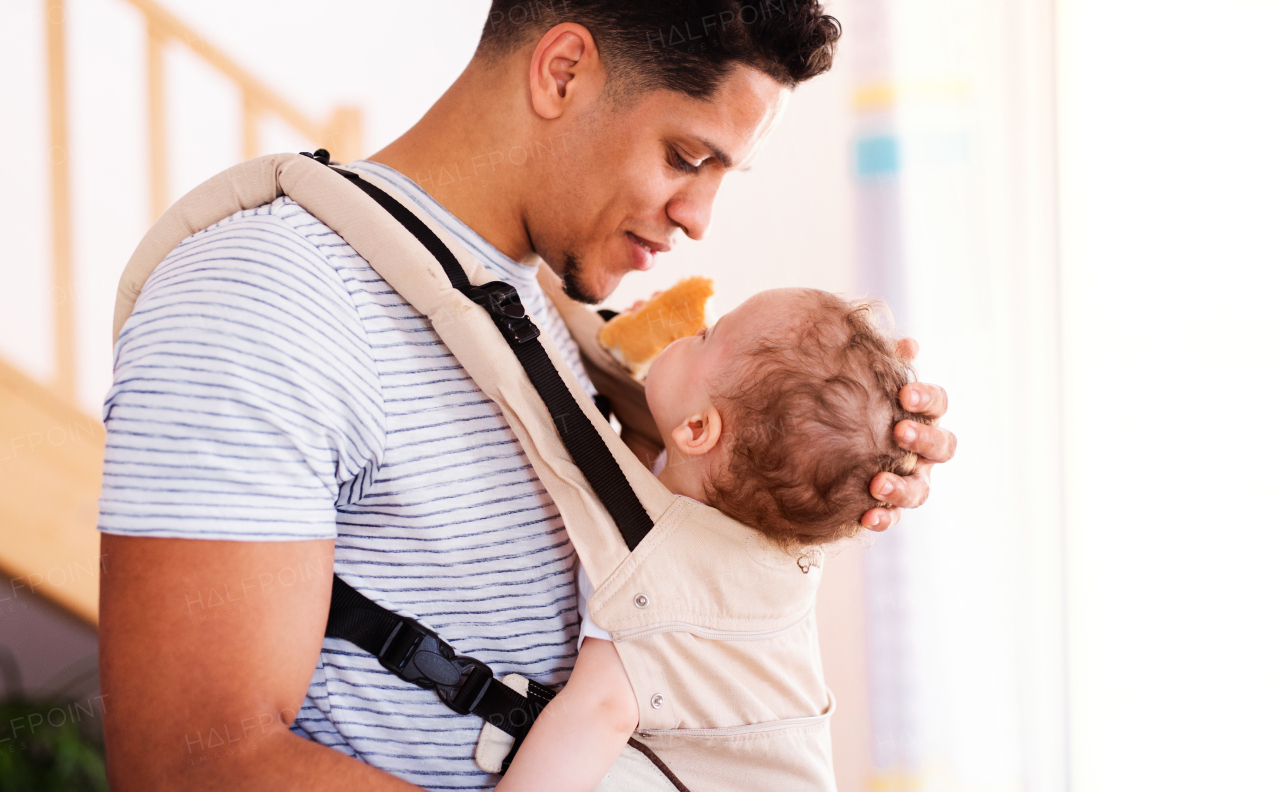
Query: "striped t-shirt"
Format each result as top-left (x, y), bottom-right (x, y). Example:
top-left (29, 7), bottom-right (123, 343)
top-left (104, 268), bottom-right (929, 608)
top-left (99, 160), bottom-right (594, 790)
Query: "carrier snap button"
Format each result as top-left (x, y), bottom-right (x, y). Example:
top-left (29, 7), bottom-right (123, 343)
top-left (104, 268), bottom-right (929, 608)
top-left (634, 593), bottom-right (649, 608)
top-left (650, 694), bottom-right (664, 709)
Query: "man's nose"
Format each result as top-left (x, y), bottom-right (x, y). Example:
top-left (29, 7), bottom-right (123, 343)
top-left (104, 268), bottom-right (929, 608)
top-left (666, 175), bottom-right (723, 242)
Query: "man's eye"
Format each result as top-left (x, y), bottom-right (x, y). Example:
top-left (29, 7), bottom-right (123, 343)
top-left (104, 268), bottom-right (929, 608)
top-left (668, 147), bottom-right (700, 175)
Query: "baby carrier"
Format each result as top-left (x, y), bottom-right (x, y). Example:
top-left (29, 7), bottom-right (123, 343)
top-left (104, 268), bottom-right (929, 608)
top-left (113, 152), bottom-right (837, 791)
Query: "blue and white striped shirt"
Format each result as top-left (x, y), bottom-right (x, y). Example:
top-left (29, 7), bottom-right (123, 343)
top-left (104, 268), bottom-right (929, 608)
top-left (100, 160), bottom-right (593, 790)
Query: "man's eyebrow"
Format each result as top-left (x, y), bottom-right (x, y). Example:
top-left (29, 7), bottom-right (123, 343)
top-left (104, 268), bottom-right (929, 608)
top-left (698, 138), bottom-right (734, 170)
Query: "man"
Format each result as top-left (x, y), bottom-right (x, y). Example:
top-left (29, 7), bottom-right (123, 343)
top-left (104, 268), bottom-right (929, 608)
top-left (98, 3), bottom-right (956, 789)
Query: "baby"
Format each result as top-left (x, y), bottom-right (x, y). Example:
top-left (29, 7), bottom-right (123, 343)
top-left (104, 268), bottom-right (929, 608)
top-left (495, 288), bottom-right (926, 791)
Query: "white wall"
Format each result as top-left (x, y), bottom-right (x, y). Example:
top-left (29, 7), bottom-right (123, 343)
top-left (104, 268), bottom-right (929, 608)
top-left (1058, 1), bottom-right (1280, 789)
top-left (0, 2), bottom-right (58, 383)
top-left (838, 0), bottom-right (1280, 787)
top-left (850, 0), bottom-right (1070, 788)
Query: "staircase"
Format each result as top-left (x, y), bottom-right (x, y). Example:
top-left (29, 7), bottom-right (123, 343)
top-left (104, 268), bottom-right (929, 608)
top-left (0, 359), bottom-right (104, 625)
top-left (0, 0), bottom-right (361, 627)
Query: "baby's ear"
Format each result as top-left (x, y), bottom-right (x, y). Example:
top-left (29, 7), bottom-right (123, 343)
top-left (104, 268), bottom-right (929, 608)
top-left (670, 405), bottom-right (723, 458)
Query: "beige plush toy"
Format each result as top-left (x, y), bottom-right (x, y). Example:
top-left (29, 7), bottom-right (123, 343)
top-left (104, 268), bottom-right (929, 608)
top-left (596, 277), bottom-right (715, 380)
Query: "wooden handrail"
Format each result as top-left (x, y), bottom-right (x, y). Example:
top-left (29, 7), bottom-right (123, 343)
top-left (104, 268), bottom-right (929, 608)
top-left (41, 0), bottom-right (361, 405)
top-left (46, 0), bottom-right (75, 406)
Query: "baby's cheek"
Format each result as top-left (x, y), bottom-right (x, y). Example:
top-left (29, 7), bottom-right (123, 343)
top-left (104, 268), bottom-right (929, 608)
top-left (644, 362), bottom-right (670, 413)
top-left (642, 361), bottom-right (665, 412)
top-left (647, 342), bottom-right (677, 384)
top-left (645, 355), bottom-right (690, 429)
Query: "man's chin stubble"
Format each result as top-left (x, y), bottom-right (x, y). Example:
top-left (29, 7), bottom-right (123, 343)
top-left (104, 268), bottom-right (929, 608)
top-left (561, 251), bottom-right (608, 305)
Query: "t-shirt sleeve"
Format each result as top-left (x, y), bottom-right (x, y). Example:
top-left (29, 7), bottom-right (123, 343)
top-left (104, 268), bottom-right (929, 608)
top-left (576, 560), bottom-right (612, 648)
top-left (98, 210), bottom-right (385, 541)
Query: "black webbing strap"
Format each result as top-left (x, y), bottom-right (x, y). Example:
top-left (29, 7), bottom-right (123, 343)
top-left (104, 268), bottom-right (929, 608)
top-left (332, 163), bottom-right (654, 552)
top-left (306, 149), bottom-right (654, 769)
top-left (326, 576), bottom-right (555, 751)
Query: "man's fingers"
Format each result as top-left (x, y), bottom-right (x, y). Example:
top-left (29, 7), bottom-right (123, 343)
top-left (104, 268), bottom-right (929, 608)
top-left (861, 464), bottom-right (933, 528)
top-left (894, 419), bottom-right (956, 463)
top-left (895, 337), bottom-right (920, 362)
top-left (860, 505), bottom-right (901, 532)
top-left (862, 457), bottom-right (939, 528)
top-left (871, 467), bottom-right (932, 510)
top-left (870, 350), bottom-right (953, 527)
top-left (900, 382), bottom-right (948, 418)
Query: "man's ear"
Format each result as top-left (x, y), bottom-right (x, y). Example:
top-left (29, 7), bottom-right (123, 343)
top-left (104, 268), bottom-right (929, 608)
top-left (529, 23), bottom-right (603, 120)
top-left (669, 405), bottom-right (723, 459)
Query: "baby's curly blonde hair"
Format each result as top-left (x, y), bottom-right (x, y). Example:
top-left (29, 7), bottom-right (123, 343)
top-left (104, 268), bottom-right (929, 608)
top-left (705, 291), bottom-right (928, 548)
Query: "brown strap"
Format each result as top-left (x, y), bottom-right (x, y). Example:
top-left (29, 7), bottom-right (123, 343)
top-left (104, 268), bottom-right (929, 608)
top-left (626, 738), bottom-right (694, 792)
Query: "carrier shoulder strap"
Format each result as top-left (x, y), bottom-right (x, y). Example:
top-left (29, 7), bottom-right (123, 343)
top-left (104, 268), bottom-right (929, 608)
top-left (536, 264), bottom-right (666, 468)
top-left (330, 162), bottom-right (654, 551)
top-left (114, 152), bottom-right (672, 577)
top-left (314, 152), bottom-right (657, 762)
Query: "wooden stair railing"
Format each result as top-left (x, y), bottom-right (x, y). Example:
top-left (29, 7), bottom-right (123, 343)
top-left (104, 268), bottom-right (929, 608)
top-left (42, 0), bottom-right (362, 406)
top-left (129, 0), bottom-right (363, 221)
top-left (9, 1), bottom-right (362, 624)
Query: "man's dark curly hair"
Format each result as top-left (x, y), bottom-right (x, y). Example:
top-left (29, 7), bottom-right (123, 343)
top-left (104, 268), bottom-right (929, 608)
top-left (478, 1), bottom-right (842, 98)
top-left (705, 292), bottom-right (929, 549)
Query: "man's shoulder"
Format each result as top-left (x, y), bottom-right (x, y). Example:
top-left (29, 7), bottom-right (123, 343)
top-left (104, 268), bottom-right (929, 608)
top-left (171, 195), bottom-right (357, 271)
top-left (120, 195), bottom-right (384, 374)
top-left (133, 196), bottom-right (375, 323)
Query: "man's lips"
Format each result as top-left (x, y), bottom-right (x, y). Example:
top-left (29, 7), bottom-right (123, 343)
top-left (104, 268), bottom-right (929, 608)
top-left (626, 232), bottom-right (670, 271)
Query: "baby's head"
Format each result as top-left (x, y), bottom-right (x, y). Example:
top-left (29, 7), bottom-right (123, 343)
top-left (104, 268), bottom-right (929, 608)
top-left (645, 288), bottom-right (926, 548)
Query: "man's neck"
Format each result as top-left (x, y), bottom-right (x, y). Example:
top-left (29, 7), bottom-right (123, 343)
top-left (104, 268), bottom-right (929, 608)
top-left (369, 61), bottom-right (537, 267)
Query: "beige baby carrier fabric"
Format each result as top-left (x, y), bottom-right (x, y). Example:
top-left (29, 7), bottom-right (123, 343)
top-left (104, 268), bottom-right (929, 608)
top-left (113, 153), bottom-right (837, 791)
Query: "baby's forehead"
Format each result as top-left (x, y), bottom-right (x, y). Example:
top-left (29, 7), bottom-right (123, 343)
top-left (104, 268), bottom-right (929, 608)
top-left (712, 291), bottom-right (828, 383)
top-left (737, 289), bottom-right (823, 334)
top-left (745, 287), bottom-right (813, 311)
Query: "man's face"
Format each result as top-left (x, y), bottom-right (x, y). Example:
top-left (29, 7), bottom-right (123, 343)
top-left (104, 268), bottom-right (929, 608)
top-left (527, 66), bottom-right (790, 304)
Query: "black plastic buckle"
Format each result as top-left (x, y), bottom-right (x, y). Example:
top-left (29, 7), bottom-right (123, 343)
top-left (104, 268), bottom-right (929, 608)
top-left (378, 621), bottom-right (457, 686)
top-left (466, 281), bottom-right (541, 345)
top-left (300, 149), bottom-right (331, 166)
top-left (376, 620), bottom-right (494, 715)
top-left (436, 660), bottom-right (494, 716)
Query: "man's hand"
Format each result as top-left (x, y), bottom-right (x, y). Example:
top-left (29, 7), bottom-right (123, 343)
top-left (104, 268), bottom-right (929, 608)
top-left (861, 338), bottom-right (958, 531)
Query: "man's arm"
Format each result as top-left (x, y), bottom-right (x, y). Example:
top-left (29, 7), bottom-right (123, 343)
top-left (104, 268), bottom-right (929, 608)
top-left (861, 338), bottom-right (959, 531)
top-left (99, 534), bottom-right (422, 791)
top-left (495, 638), bottom-right (638, 792)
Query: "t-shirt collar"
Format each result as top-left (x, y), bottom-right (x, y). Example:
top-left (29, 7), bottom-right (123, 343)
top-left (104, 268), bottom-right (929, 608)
top-left (342, 160), bottom-right (538, 289)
